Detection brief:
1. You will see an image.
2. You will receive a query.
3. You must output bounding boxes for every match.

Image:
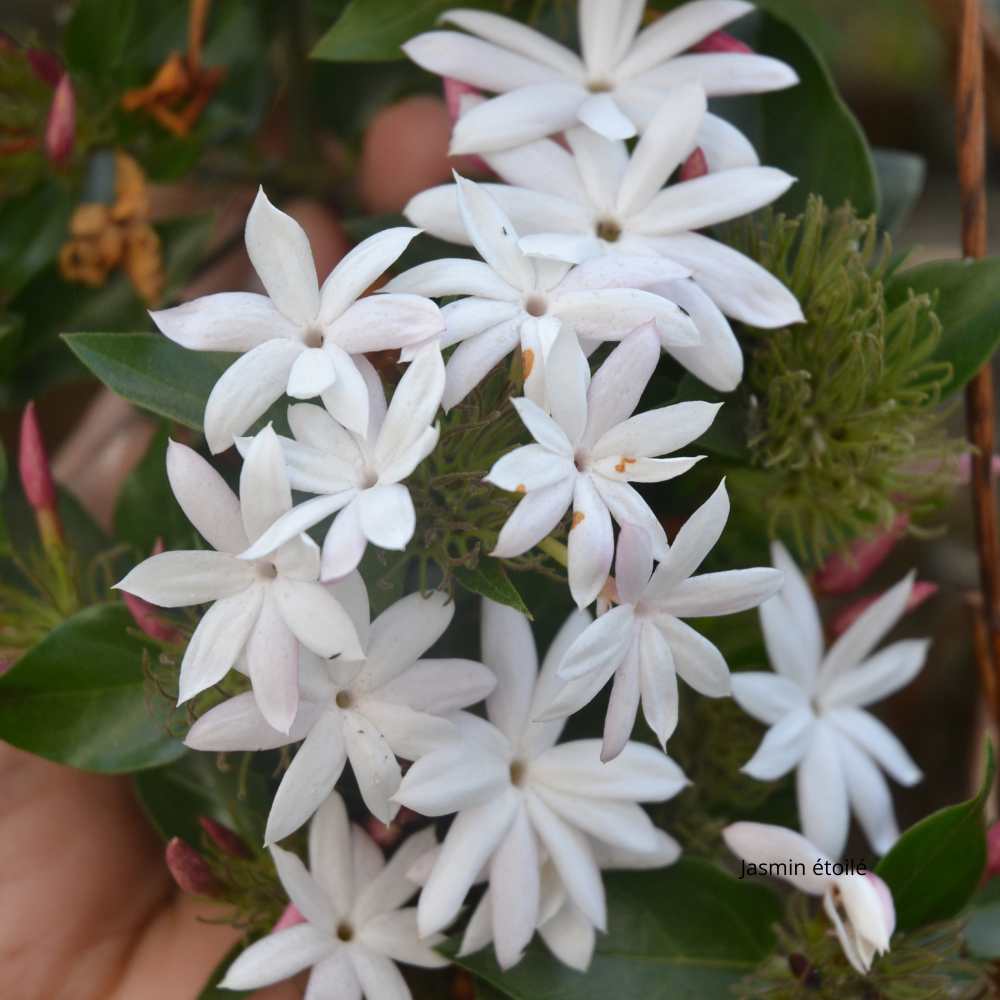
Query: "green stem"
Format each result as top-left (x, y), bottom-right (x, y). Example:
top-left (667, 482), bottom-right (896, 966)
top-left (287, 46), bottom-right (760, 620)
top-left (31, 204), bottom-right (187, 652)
top-left (538, 536), bottom-right (568, 567)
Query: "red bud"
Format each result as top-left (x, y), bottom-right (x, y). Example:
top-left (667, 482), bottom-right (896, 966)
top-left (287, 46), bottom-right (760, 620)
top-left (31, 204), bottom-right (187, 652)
top-left (123, 592), bottom-right (183, 643)
top-left (679, 147), bottom-right (709, 181)
top-left (165, 837), bottom-right (221, 896)
top-left (691, 30), bottom-right (753, 55)
top-left (27, 49), bottom-right (63, 87)
top-left (19, 402), bottom-right (56, 513)
top-left (198, 816), bottom-right (251, 858)
top-left (44, 74), bottom-right (75, 167)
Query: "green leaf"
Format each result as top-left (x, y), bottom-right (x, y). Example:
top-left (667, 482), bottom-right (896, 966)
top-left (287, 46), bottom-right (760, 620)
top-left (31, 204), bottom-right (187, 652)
top-left (886, 257), bottom-right (1000, 397)
top-left (876, 742), bottom-right (995, 931)
top-left (454, 859), bottom-right (781, 999)
top-left (454, 560), bottom-right (530, 617)
top-left (0, 181), bottom-right (74, 299)
top-left (134, 752), bottom-right (270, 848)
top-left (64, 0), bottom-right (137, 81)
top-left (873, 148), bottom-right (926, 235)
top-left (0, 603), bottom-right (186, 773)
top-left (63, 332), bottom-right (231, 429)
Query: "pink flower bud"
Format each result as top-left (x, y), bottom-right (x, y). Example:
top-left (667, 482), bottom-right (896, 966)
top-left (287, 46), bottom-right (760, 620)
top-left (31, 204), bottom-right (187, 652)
top-left (832, 580), bottom-right (937, 637)
top-left (44, 74), bottom-right (75, 167)
top-left (987, 821), bottom-right (1000, 880)
top-left (165, 837), bottom-right (221, 896)
top-left (272, 902), bottom-right (306, 931)
top-left (19, 402), bottom-right (56, 513)
top-left (443, 77), bottom-right (490, 174)
top-left (198, 817), bottom-right (251, 858)
top-left (813, 515), bottom-right (909, 596)
top-left (27, 49), bottom-right (64, 87)
top-left (365, 807), bottom-right (418, 849)
top-left (123, 592), bottom-right (183, 644)
top-left (679, 147), bottom-right (708, 181)
top-left (690, 30), bottom-right (753, 55)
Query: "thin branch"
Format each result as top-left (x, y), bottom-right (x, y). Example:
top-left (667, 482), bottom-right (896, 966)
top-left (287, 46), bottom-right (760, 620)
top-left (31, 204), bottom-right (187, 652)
top-left (957, 0), bottom-right (1000, 724)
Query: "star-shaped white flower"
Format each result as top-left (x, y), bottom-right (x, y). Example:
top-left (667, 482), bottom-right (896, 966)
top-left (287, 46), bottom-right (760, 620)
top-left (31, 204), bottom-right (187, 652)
top-left (220, 794), bottom-right (447, 998)
top-left (404, 0), bottom-right (796, 153)
top-left (406, 84), bottom-right (804, 391)
top-left (187, 575), bottom-right (495, 839)
top-left (537, 482), bottom-right (783, 760)
top-left (486, 324), bottom-right (719, 608)
top-left (384, 173), bottom-right (698, 410)
top-left (724, 821), bottom-right (895, 975)
top-left (392, 599), bottom-right (687, 970)
top-left (236, 344), bottom-right (444, 581)
top-left (114, 429), bottom-right (363, 734)
top-left (151, 187), bottom-right (443, 452)
top-left (732, 543), bottom-right (928, 858)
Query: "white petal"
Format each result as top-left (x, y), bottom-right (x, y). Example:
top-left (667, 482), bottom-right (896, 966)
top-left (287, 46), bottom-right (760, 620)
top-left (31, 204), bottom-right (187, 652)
top-left (320, 347), bottom-right (372, 437)
top-left (441, 298), bottom-right (522, 349)
top-left (115, 550), bottom-right (253, 607)
top-left (538, 901), bottom-right (595, 972)
top-left (655, 278), bottom-right (742, 391)
top-left (305, 951), bottom-right (361, 1000)
top-left (267, 434), bottom-right (356, 494)
top-left (615, 523), bottom-right (653, 606)
top-left (591, 455), bottom-right (701, 484)
top-left (219, 925), bottom-right (335, 990)
top-left (394, 743), bottom-right (510, 816)
top-left (178, 585), bottom-right (263, 703)
top-left (819, 574), bottom-right (918, 686)
top-left (185, 690), bottom-right (316, 752)
top-left (203, 340), bottom-right (303, 454)
top-left (482, 598), bottom-right (538, 747)
top-left (592, 401), bottom-right (720, 461)
top-left (165, 440), bottom-right (247, 554)
top-left (247, 590), bottom-right (301, 734)
top-left (489, 803), bottom-right (541, 969)
top-left (523, 790), bottom-right (605, 930)
top-left (633, 52), bottom-right (799, 98)
top-left (442, 318), bottom-right (520, 410)
top-left (731, 672), bottom-right (809, 725)
top-left (510, 397), bottom-right (574, 456)
top-left (354, 827), bottom-right (385, 886)
top-left (556, 255), bottom-right (689, 293)
top-left (544, 325), bottom-right (590, 446)
top-left (377, 658), bottom-right (497, 715)
top-left (721, 820), bottom-right (831, 895)
top-left (326, 293), bottom-right (443, 355)
top-left (380, 425), bottom-right (439, 485)
top-left (321, 499), bottom-right (368, 581)
top-left (579, 0), bottom-right (622, 77)
top-left (271, 843), bottom-right (335, 930)
top-left (385, 259), bottom-right (518, 301)
top-left (798, 721), bottom-right (850, 859)
top-left (697, 112), bottom-right (760, 171)
top-left (288, 401), bottom-right (361, 460)
top-left (836, 735), bottom-right (900, 855)
top-left (417, 790), bottom-right (519, 936)
top-left (576, 92), bottom-right (636, 141)
top-left (309, 792), bottom-right (355, 909)
top-left (265, 710), bottom-right (347, 845)
top-left (554, 288), bottom-right (698, 346)
top-left (454, 174), bottom-right (533, 290)
top-left (357, 484), bottom-right (416, 551)
top-left (354, 826), bottom-right (437, 925)
top-left (590, 478), bottom-right (668, 558)
top-left (358, 909), bottom-right (448, 969)
top-left (741, 707), bottom-right (814, 781)
top-left (534, 784), bottom-right (663, 855)
top-left (491, 476), bottom-right (575, 558)
top-left (563, 126), bottom-right (627, 214)
top-left (320, 227), bottom-right (422, 323)
top-left (450, 84), bottom-right (587, 155)
top-left (363, 590), bottom-right (454, 691)
top-left (273, 578), bottom-right (364, 660)
top-left (647, 232), bottom-right (804, 327)
top-left (618, 0), bottom-right (755, 78)
top-left (239, 425), bottom-right (293, 542)
top-left (151, 292), bottom-right (298, 353)
top-left (374, 344), bottom-right (445, 471)
top-left (458, 893), bottom-right (493, 958)
top-left (344, 711), bottom-right (403, 824)
top-left (617, 83), bottom-right (706, 217)
top-left (246, 188), bottom-right (319, 325)
top-left (359, 699), bottom-right (455, 760)
top-left (557, 604), bottom-right (635, 680)
top-left (241, 492), bottom-right (354, 563)
top-left (659, 568), bottom-right (784, 618)
top-left (519, 231), bottom-right (604, 264)
top-left (821, 639), bottom-right (929, 711)
top-left (487, 444), bottom-right (576, 493)
top-left (348, 947), bottom-right (410, 1000)
top-left (827, 707), bottom-right (922, 787)
top-left (654, 615), bottom-right (731, 697)
top-left (568, 475), bottom-right (614, 609)
top-left (638, 622), bottom-right (679, 749)
top-left (484, 135), bottom-right (589, 204)
top-left (601, 635), bottom-right (640, 762)
top-left (288, 347), bottom-right (337, 399)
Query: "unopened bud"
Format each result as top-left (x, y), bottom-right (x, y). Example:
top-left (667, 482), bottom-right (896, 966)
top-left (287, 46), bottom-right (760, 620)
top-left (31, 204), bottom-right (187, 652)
top-left (366, 807), bottom-right (418, 849)
top-left (272, 902), bottom-right (306, 931)
top-left (19, 402), bottom-right (63, 548)
top-left (691, 30), bottom-right (753, 55)
top-left (27, 49), bottom-right (63, 87)
top-left (986, 821), bottom-right (1000, 880)
top-left (123, 592), bottom-right (183, 644)
top-left (813, 515), bottom-right (909, 596)
top-left (679, 146), bottom-right (708, 181)
top-left (198, 816), bottom-right (251, 858)
top-left (443, 77), bottom-right (490, 174)
top-left (165, 837), bottom-right (221, 896)
top-left (832, 580), bottom-right (937, 637)
top-left (44, 74), bottom-right (76, 167)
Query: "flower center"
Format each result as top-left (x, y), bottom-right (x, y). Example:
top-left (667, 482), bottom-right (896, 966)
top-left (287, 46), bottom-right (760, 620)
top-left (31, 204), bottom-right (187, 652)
top-left (588, 79), bottom-right (612, 93)
top-left (256, 562), bottom-right (277, 580)
top-left (524, 293), bottom-right (548, 317)
top-left (574, 450), bottom-right (589, 472)
top-left (509, 760), bottom-right (527, 786)
top-left (335, 690), bottom-right (354, 710)
top-left (303, 327), bottom-right (324, 349)
top-left (336, 921), bottom-right (354, 942)
top-left (596, 218), bottom-right (622, 242)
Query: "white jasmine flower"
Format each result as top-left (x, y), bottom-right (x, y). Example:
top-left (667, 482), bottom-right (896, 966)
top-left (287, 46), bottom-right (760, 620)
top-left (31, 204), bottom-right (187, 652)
top-left (383, 173), bottom-right (698, 410)
top-left (236, 344), bottom-right (445, 582)
top-left (403, 0), bottom-right (796, 153)
top-left (186, 575), bottom-right (495, 838)
top-left (732, 543), bottom-right (928, 858)
top-left (406, 84), bottom-right (804, 391)
top-left (392, 599), bottom-right (688, 970)
top-left (723, 821), bottom-right (896, 975)
top-left (115, 429), bottom-right (363, 735)
top-left (220, 793), bottom-right (447, 998)
top-left (538, 482), bottom-right (783, 760)
top-left (151, 188), bottom-right (443, 452)
top-left (486, 325), bottom-right (720, 608)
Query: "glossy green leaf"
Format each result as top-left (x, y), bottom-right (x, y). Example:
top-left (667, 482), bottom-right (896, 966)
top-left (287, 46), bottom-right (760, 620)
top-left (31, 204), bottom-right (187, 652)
top-left (886, 257), bottom-right (1000, 397)
top-left (454, 560), bottom-right (530, 618)
top-left (876, 742), bottom-right (995, 931)
top-left (63, 332), bottom-right (231, 429)
top-left (454, 859), bottom-right (781, 999)
top-left (0, 603), bottom-right (186, 773)
top-left (64, 0), bottom-right (137, 81)
top-left (873, 149), bottom-right (926, 235)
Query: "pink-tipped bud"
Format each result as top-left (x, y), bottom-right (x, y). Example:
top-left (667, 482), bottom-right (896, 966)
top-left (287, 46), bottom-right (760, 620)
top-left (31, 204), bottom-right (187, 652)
top-left (813, 515), bottom-right (909, 596)
top-left (198, 817), bottom-right (251, 858)
top-left (123, 592), bottom-right (183, 644)
top-left (832, 580), bottom-right (937, 637)
top-left (366, 808), bottom-right (418, 849)
top-left (679, 146), bottom-right (708, 181)
top-left (19, 402), bottom-right (56, 513)
top-left (690, 30), bottom-right (753, 55)
top-left (443, 77), bottom-right (490, 174)
top-left (165, 837), bottom-right (221, 896)
top-left (986, 821), bottom-right (1000, 881)
top-left (44, 74), bottom-right (75, 167)
top-left (272, 902), bottom-right (306, 931)
top-left (27, 49), bottom-right (63, 87)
